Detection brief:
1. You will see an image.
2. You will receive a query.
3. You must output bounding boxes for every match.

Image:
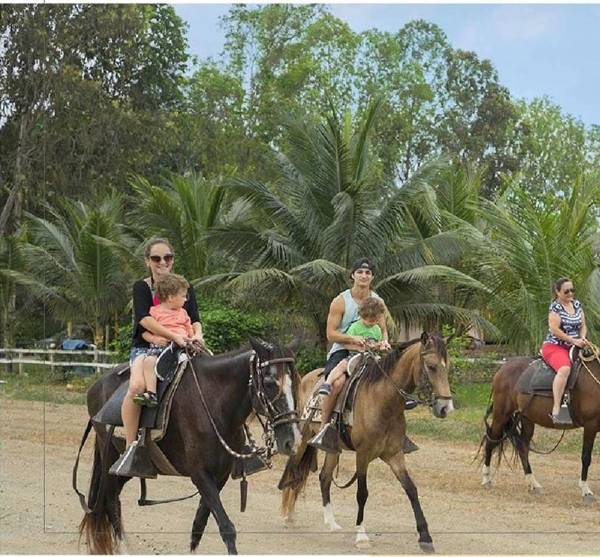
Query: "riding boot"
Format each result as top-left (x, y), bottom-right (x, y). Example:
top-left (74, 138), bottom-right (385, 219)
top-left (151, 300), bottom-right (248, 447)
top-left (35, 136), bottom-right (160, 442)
top-left (550, 395), bottom-right (573, 426)
top-left (109, 430), bottom-right (157, 479)
top-left (403, 435), bottom-right (419, 454)
top-left (308, 422), bottom-right (341, 454)
top-left (231, 445), bottom-right (269, 480)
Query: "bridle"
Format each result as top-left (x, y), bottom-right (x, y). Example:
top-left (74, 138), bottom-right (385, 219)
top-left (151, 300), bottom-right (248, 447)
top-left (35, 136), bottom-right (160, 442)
top-left (189, 347), bottom-right (299, 463)
top-left (368, 342), bottom-right (452, 408)
top-left (249, 353), bottom-right (300, 428)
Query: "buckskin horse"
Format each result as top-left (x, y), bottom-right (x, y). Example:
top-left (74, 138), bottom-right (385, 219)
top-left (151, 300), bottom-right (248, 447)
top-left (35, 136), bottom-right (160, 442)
top-left (279, 332), bottom-right (454, 552)
top-left (76, 338), bottom-right (301, 554)
top-left (480, 344), bottom-right (600, 502)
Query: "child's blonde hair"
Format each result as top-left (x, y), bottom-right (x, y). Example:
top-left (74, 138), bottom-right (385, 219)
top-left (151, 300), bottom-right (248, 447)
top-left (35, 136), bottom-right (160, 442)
top-left (359, 297), bottom-right (385, 320)
top-left (155, 273), bottom-right (189, 302)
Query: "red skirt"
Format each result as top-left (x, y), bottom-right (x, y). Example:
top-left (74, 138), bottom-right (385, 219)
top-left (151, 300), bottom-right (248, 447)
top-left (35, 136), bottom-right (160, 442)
top-left (541, 342), bottom-right (570, 372)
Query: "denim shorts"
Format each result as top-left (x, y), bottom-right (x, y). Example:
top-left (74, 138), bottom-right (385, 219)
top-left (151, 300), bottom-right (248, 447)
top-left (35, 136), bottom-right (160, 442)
top-left (129, 345), bottom-right (163, 366)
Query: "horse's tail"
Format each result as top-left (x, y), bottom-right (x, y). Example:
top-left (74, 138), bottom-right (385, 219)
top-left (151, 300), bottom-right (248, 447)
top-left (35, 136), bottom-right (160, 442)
top-left (279, 443), bottom-right (318, 519)
top-left (476, 388), bottom-right (520, 468)
top-left (78, 426), bottom-right (122, 554)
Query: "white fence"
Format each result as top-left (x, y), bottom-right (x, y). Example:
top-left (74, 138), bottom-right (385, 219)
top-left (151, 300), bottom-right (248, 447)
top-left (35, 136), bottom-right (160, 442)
top-left (0, 347), bottom-right (119, 375)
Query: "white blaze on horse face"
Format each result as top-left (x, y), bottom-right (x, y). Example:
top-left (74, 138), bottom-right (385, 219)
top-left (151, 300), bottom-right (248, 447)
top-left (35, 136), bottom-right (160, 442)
top-left (282, 374), bottom-right (301, 447)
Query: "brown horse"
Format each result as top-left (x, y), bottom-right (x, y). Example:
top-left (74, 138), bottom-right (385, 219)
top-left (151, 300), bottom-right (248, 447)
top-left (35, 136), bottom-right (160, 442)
top-left (279, 332), bottom-right (454, 552)
top-left (77, 339), bottom-right (301, 554)
top-left (480, 349), bottom-right (600, 501)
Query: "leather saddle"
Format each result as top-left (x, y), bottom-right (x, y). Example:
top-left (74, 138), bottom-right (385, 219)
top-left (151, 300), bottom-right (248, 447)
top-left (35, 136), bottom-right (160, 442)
top-left (93, 343), bottom-right (188, 429)
top-left (515, 348), bottom-right (580, 397)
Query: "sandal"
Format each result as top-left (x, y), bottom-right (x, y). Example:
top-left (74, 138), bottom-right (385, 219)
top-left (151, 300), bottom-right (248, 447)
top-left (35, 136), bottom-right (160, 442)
top-left (133, 391), bottom-right (159, 408)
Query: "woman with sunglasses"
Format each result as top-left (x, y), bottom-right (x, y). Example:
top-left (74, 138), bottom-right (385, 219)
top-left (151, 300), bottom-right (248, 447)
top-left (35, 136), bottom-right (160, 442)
top-left (541, 277), bottom-right (588, 424)
top-left (119, 238), bottom-right (204, 458)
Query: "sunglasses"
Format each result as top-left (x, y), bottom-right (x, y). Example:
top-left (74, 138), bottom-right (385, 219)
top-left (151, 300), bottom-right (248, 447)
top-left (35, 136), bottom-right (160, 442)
top-left (562, 288), bottom-right (575, 294)
top-left (149, 254), bottom-right (174, 263)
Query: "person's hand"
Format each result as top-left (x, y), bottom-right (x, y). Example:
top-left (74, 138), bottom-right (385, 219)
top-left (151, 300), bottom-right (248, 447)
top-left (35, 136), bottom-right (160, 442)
top-left (379, 340), bottom-right (391, 351)
top-left (172, 334), bottom-right (189, 348)
top-left (573, 338), bottom-right (588, 348)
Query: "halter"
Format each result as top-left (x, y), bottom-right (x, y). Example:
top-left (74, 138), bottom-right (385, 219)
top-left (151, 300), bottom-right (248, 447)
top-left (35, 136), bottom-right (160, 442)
top-left (368, 342), bottom-right (451, 407)
top-left (189, 348), bottom-right (299, 464)
top-left (248, 353), bottom-right (300, 428)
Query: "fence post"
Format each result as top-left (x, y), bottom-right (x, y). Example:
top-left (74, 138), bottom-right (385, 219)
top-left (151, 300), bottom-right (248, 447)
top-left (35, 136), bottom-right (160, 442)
top-left (92, 344), bottom-right (100, 375)
top-left (49, 343), bottom-right (56, 376)
top-left (18, 349), bottom-right (23, 376)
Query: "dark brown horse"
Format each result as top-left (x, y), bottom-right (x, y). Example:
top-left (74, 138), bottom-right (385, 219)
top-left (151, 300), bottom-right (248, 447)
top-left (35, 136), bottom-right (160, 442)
top-left (480, 349), bottom-right (600, 501)
top-left (279, 333), bottom-right (454, 552)
top-left (77, 339), bottom-right (301, 554)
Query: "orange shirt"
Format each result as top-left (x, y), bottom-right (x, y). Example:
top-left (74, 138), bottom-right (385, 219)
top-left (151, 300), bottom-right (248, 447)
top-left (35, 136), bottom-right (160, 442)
top-left (149, 305), bottom-right (194, 339)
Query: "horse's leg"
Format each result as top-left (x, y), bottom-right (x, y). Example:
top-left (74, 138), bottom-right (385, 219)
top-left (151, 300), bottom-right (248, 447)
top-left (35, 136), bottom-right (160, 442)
top-left (482, 399), bottom-right (513, 489)
top-left (190, 472), bottom-right (230, 552)
top-left (354, 452), bottom-right (370, 548)
top-left (516, 417), bottom-right (543, 493)
top-left (383, 452), bottom-right (434, 554)
top-left (579, 424), bottom-right (597, 503)
top-left (192, 470), bottom-right (237, 555)
top-left (319, 452), bottom-right (342, 531)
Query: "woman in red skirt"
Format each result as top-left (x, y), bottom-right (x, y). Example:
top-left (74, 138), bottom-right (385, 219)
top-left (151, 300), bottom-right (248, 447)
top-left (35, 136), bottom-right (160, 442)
top-left (540, 277), bottom-right (588, 424)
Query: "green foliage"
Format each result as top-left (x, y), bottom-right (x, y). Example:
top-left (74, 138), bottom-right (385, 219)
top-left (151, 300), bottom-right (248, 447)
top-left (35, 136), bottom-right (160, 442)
top-left (200, 303), bottom-right (274, 354)
top-left (109, 322), bottom-right (133, 363)
top-left (294, 345), bottom-right (328, 375)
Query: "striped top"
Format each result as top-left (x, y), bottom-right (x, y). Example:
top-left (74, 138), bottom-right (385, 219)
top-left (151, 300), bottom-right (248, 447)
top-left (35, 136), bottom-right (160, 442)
top-left (544, 299), bottom-right (583, 346)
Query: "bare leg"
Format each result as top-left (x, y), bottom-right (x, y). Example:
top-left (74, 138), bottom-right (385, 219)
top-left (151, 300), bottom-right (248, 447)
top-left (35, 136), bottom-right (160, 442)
top-left (323, 360), bottom-right (349, 392)
top-left (319, 453), bottom-right (342, 530)
top-left (320, 375), bottom-right (346, 426)
top-left (552, 366), bottom-right (569, 415)
top-left (142, 355), bottom-right (157, 395)
top-left (122, 357), bottom-right (145, 446)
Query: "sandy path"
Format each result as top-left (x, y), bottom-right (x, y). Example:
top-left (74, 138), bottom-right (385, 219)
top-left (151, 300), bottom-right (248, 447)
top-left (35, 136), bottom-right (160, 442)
top-left (1, 399), bottom-right (599, 554)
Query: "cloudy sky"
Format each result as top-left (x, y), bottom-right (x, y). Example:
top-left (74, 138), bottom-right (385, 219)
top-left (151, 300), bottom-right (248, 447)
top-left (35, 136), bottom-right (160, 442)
top-left (174, 3), bottom-right (600, 127)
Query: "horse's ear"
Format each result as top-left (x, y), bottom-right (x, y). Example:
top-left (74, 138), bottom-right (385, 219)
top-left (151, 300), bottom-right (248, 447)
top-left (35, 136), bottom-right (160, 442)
top-left (420, 331), bottom-right (429, 345)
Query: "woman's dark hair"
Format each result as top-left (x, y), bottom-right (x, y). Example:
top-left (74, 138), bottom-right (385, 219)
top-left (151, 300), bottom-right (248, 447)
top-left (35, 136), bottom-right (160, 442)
top-left (144, 238), bottom-right (174, 259)
top-left (552, 277), bottom-right (572, 299)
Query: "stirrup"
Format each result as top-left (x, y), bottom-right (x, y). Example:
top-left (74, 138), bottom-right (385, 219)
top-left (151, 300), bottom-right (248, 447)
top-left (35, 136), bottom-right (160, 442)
top-left (550, 405), bottom-right (572, 426)
top-left (318, 383), bottom-right (332, 396)
top-left (405, 399), bottom-right (418, 410)
top-left (403, 435), bottom-right (419, 454)
top-left (109, 439), bottom-right (157, 479)
top-left (308, 423), bottom-right (341, 454)
top-left (231, 447), bottom-right (269, 480)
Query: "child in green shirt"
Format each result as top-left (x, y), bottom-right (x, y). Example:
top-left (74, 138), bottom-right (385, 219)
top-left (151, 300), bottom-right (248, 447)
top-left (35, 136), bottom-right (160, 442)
top-left (318, 297), bottom-right (386, 396)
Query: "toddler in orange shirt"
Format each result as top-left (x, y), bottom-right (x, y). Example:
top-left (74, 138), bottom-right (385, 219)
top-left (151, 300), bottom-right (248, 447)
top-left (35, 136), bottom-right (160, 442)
top-left (137, 273), bottom-right (193, 406)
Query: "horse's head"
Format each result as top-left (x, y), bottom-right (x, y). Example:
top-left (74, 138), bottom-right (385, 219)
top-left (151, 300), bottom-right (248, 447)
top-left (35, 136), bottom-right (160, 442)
top-left (416, 332), bottom-right (455, 419)
top-left (248, 338), bottom-right (302, 456)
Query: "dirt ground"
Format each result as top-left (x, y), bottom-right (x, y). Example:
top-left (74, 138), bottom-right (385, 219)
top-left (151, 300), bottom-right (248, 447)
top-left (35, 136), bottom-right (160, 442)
top-left (1, 399), bottom-right (600, 555)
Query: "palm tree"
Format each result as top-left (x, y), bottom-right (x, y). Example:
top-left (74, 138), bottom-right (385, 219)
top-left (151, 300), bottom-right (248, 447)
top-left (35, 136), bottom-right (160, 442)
top-left (129, 172), bottom-right (226, 280)
top-left (5, 193), bottom-right (136, 346)
top-left (459, 172), bottom-right (600, 353)
top-left (202, 101), bottom-right (492, 344)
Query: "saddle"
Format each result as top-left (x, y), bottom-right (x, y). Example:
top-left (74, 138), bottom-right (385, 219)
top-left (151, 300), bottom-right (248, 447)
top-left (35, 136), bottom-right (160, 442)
top-left (302, 354), bottom-right (371, 447)
top-left (515, 348), bottom-right (580, 397)
top-left (96, 345), bottom-right (198, 477)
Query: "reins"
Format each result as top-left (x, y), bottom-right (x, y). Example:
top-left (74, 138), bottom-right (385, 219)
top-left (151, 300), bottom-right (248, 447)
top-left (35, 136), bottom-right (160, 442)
top-left (579, 342), bottom-right (600, 388)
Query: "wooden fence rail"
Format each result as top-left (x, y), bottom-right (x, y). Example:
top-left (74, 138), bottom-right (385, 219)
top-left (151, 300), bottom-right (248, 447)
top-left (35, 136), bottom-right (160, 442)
top-left (0, 347), bottom-right (120, 375)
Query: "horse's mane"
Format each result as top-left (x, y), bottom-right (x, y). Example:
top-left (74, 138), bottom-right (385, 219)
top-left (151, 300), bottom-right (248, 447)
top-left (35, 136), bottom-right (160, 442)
top-left (362, 333), bottom-right (447, 386)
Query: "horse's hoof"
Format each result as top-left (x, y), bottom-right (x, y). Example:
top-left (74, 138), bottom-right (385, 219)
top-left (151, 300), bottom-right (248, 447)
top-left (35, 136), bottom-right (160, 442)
top-left (419, 541), bottom-right (435, 553)
top-left (482, 480), bottom-right (492, 490)
top-left (529, 486), bottom-right (544, 495)
top-left (583, 494), bottom-right (596, 504)
top-left (327, 521), bottom-right (342, 531)
top-left (355, 539), bottom-right (371, 550)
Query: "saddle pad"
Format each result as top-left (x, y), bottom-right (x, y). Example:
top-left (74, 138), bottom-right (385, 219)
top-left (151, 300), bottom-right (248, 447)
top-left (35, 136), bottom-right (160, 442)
top-left (92, 353), bottom-right (189, 429)
top-left (516, 358), bottom-right (578, 395)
